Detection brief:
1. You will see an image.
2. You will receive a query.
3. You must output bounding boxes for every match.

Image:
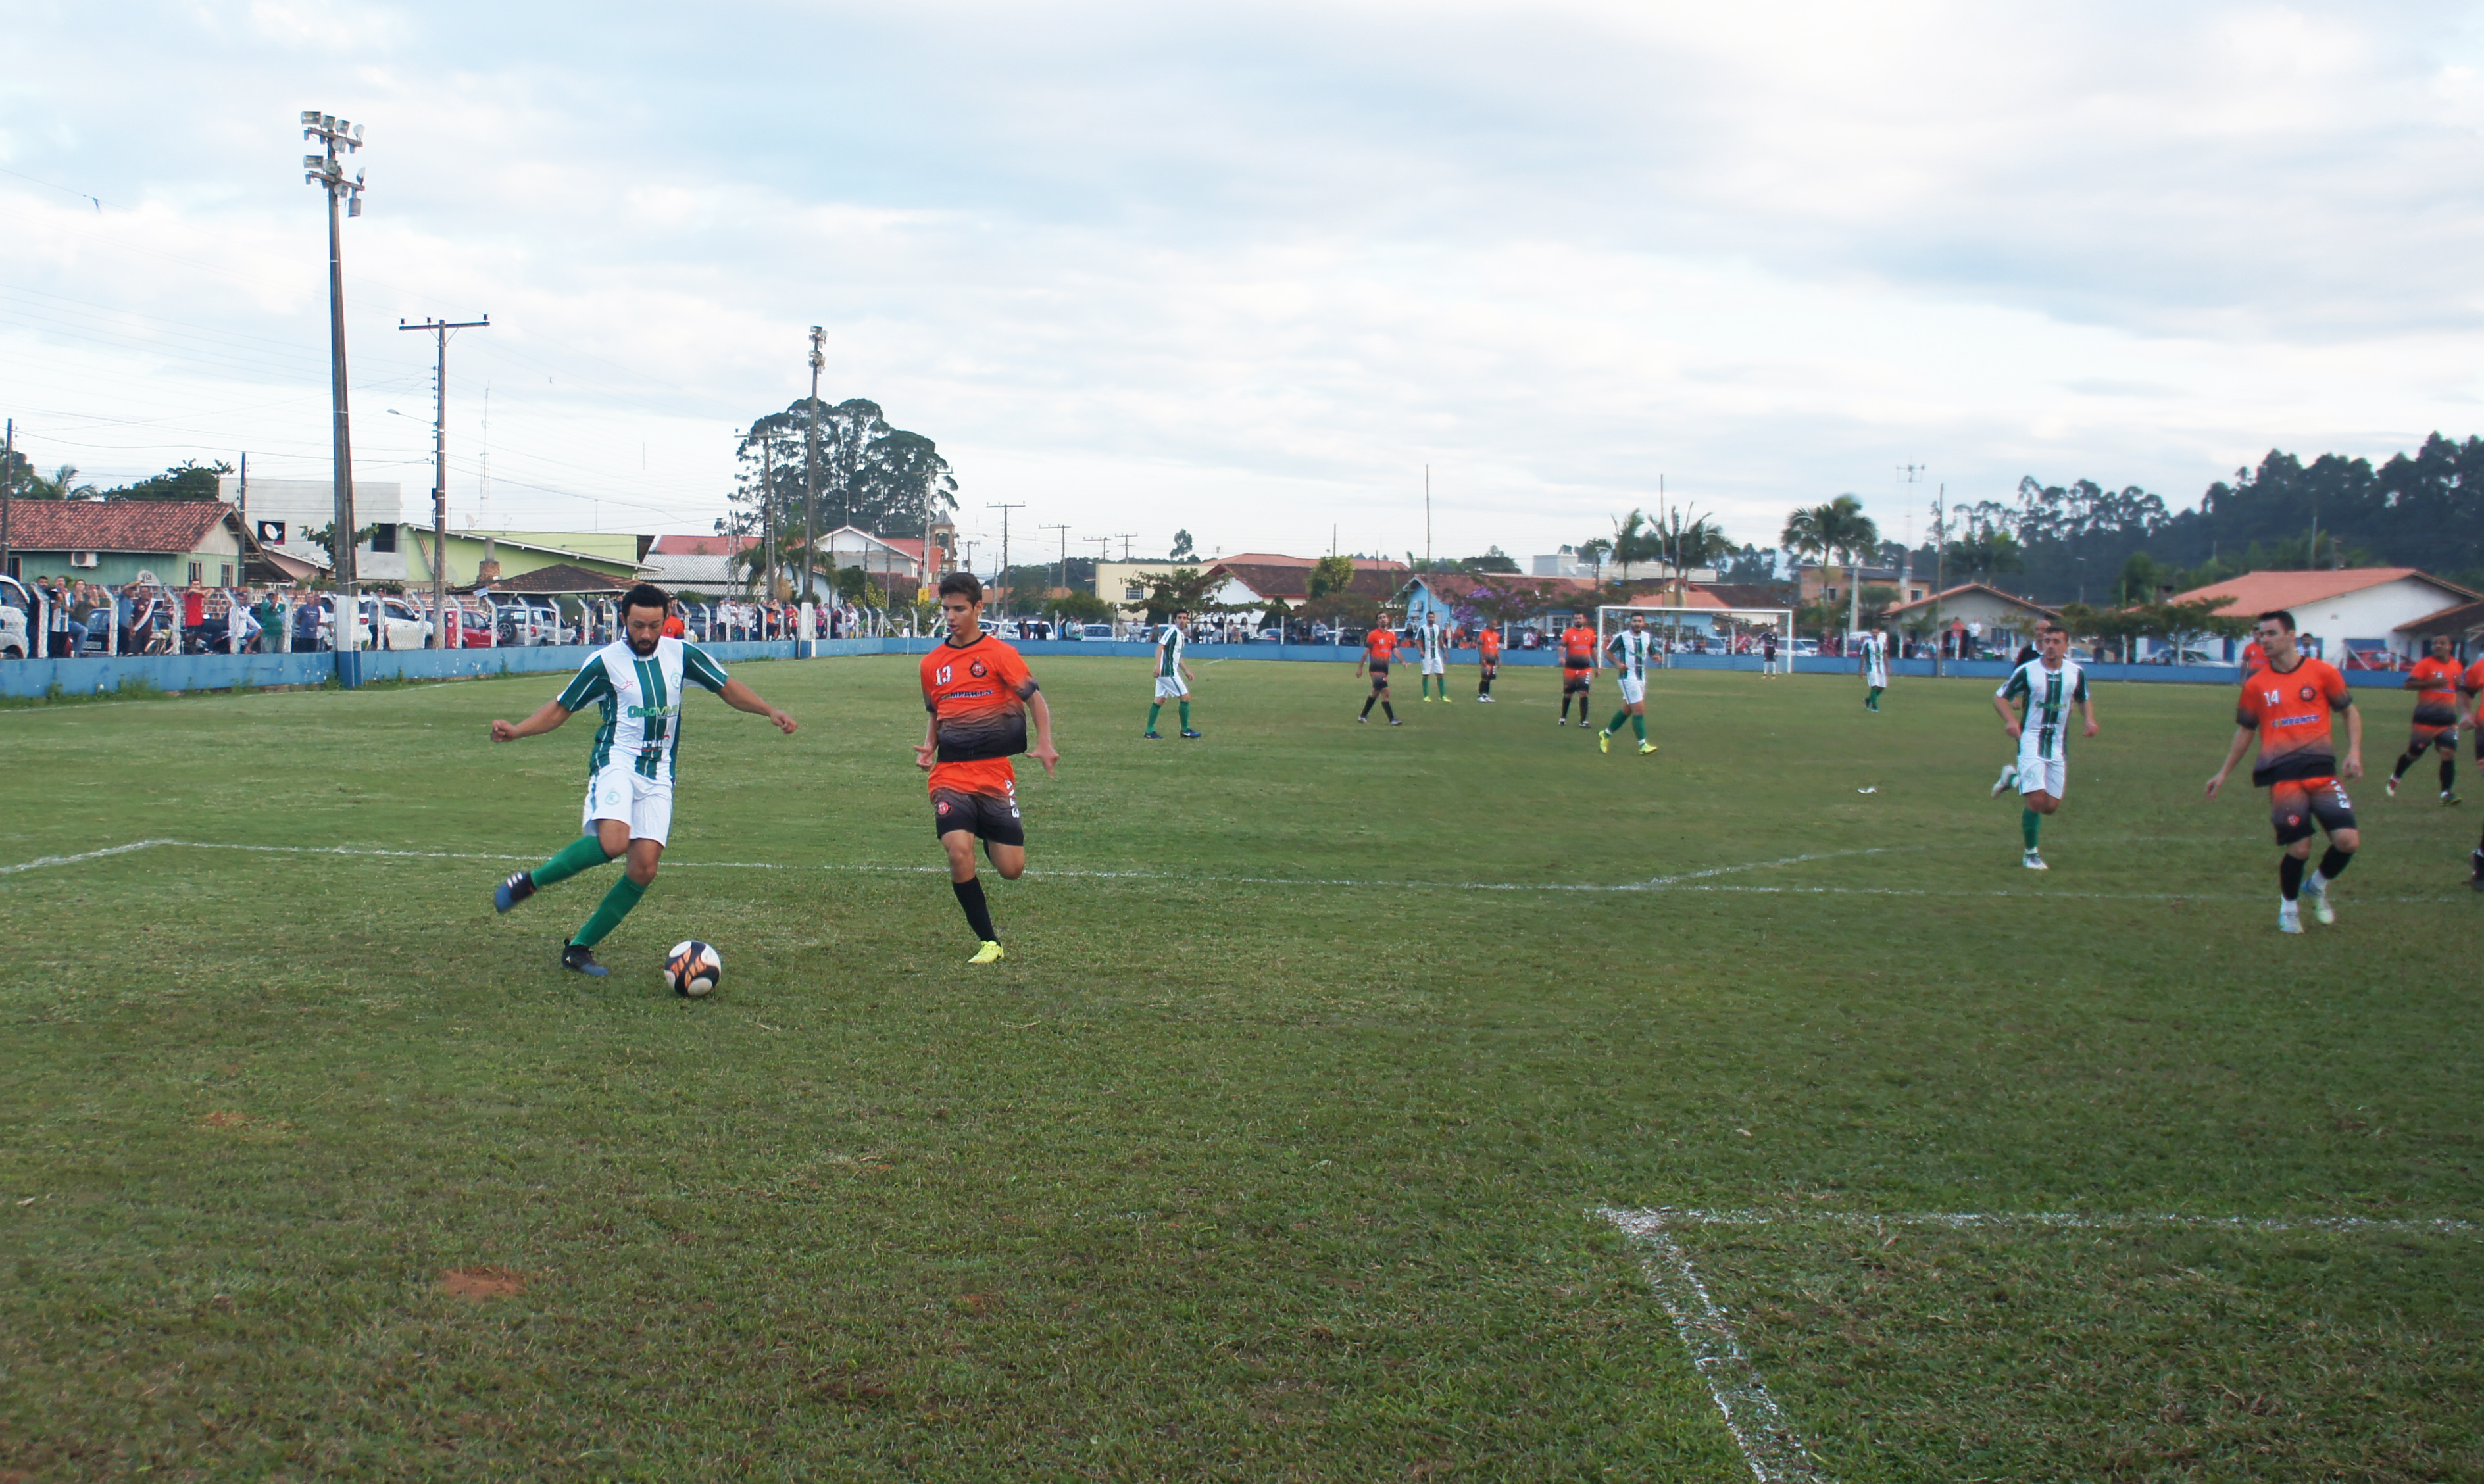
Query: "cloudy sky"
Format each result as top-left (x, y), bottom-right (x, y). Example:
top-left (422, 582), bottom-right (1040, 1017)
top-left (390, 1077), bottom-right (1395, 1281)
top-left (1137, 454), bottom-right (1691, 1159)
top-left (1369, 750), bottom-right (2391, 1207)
top-left (5, 0), bottom-right (2481, 566)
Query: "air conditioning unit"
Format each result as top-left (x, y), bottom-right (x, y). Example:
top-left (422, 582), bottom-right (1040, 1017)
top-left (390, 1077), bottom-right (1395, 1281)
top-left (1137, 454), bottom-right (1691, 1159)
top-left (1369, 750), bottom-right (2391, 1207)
top-left (69, 552), bottom-right (99, 568)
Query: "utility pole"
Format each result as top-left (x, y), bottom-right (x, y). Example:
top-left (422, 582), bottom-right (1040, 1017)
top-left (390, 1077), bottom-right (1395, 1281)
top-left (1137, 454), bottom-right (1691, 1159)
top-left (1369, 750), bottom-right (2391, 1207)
top-left (1931, 483), bottom-right (1947, 678)
top-left (1424, 465), bottom-right (1431, 572)
top-left (803, 326), bottom-right (825, 603)
top-left (1887, 462), bottom-right (1925, 645)
top-left (301, 109), bottom-right (366, 649)
top-left (760, 437), bottom-right (778, 601)
top-left (1114, 533), bottom-right (1135, 562)
top-left (1039, 523), bottom-right (1068, 612)
top-left (398, 314), bottom-right (489, 646)
top-left (2, 418), bottom-right (14, 578)
top-left (987, 502), bottom-right (1024, 615)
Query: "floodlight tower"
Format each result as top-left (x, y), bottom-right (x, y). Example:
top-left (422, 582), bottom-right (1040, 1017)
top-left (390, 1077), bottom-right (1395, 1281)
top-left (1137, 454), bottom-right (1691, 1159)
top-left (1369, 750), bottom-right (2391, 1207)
top-left (301, 110), bottom-right (366, 644)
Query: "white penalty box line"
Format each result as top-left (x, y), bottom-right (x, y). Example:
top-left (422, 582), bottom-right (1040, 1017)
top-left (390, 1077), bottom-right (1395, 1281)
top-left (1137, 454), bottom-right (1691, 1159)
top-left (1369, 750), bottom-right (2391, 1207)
top-left (0, 840), bottom-right (2464, 905)
top-left (1597, 1205), bottom-right (2478, 1484)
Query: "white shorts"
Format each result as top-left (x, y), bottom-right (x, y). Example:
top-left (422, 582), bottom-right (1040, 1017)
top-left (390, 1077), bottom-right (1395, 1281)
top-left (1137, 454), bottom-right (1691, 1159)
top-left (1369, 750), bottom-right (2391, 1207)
top-left (1618, 675), bottom-right (1647, 705)
top-left (1422, 657), bottom-right (1445, 676)
top-left (1154, 675), bottom-right (1189, 699)
top-left (2016, 733), bottom-right (2066, 799)
top-left (584, 761), bottom-right (675, 846)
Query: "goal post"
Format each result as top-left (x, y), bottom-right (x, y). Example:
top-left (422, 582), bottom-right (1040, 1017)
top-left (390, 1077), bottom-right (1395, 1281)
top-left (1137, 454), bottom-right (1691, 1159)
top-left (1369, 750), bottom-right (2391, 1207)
top-left (1597, 605), bottom-right (1795, 664)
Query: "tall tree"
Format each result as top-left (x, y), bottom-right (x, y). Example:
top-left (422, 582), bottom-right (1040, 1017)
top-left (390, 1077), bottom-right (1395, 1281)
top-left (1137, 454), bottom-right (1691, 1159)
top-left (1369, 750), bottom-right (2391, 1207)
top-left (729, 398), bottom-right (958, 581)
top-left (1169, 529), bottom-right (1196, 562)
top-left (1782, 495), bottom-right (1878, 642)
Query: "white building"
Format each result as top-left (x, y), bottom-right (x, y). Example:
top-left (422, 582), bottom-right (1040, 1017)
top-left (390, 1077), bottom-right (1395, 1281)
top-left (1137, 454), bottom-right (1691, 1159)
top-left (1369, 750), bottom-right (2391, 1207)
top-left (2166, 568), bottom-right (2480, 664)
top-left (217, 475), bottom-right (405, 581)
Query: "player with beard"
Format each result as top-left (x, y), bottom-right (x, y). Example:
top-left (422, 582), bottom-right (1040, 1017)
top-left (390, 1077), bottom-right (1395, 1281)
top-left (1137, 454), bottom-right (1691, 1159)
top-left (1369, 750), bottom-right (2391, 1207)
top-left (487, 583), bottom-right (799, 977)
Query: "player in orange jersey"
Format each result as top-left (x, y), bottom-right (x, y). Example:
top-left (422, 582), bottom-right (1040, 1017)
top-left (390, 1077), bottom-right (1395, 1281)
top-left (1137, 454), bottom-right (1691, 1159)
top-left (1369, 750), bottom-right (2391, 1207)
top-left (2386, 633), bottom-right (2463, 804)
top-left (1475, 624), bottom-right (1502, 701)
top-left (1356, 622), bottom-right (1403, 724)
top-left (2459, 650), bottom-right (2484, 887)
top-left (916, 572), bottom-right (1060, 964)
top-left (2238, 636), bottom-right (2268, 681)
top-left (1556, 617), bottom-right (1599, 727)
top-left (2206, 610), bottom-right (2362, 933)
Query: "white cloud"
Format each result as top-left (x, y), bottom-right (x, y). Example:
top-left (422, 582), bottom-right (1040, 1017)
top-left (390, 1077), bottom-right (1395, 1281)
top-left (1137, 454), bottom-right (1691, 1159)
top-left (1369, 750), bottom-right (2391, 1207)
top-left (4, 0), bottom-right (2482, 563)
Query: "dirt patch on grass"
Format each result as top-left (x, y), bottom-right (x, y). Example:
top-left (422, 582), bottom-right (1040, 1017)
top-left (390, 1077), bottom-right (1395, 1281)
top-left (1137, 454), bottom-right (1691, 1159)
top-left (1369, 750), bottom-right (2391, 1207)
top-left (441, 1266), bottom-right (528, 1299)
top-left (813, 1373), bottom-right (897, 1406)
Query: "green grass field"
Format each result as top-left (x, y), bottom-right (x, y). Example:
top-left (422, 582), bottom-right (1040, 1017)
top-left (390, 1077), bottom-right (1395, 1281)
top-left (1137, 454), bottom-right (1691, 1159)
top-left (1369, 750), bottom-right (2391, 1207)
top-left (1, 653), bottom-right (2476, 1481)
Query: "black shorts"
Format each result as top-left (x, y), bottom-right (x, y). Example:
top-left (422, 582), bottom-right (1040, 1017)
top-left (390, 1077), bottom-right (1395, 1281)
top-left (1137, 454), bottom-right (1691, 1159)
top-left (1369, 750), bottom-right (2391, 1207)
top-left (2411, 705), bottom-right (2459, 751)
top-left (1479, 659), bottom-right (1499, 677)
top-left (931, 787), bottom-right (1024, 848)
top-left (1368, 664), bottom-right (1390, 690)
top-left (2268, 778), bottom-right (2356, 847)
top-left (1562, 666), bottom-right (1591, 693)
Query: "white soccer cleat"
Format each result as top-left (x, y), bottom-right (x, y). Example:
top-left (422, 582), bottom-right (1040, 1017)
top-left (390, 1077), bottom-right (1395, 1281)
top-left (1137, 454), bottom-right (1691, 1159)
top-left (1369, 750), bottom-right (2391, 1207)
top-left (2277, 904), bottom-right (2303, 933)
top-left (2302, 877), bottom-right (2335, 924)
top-left (2022, 849), bottom-right (2047, 870)
top-left (2385, 775), bottom-right (2398, 798)
top-left (1992, 766), bottom-right (2017, 798)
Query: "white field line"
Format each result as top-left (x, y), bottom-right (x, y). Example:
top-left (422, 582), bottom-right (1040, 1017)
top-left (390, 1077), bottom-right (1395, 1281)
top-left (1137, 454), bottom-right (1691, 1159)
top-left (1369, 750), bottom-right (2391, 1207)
top-left (0, 839), bottom-right (2466, 905)
top-left (1595, 1202), bottom-right (2479, 1481)
top-left (1648, 1207), bottom-right (2478, 1235)
top-left (0, 839), bottom-right (180, 875)
top-left (1596, 1207), bottom-right (1833, 1484)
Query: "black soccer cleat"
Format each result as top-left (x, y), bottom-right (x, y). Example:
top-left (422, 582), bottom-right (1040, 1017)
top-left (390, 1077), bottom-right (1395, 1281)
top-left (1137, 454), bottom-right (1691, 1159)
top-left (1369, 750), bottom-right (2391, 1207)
top-left (494, 870), bottom-right (535, 914)
top-left (560, 941), bottom-right (610, 977)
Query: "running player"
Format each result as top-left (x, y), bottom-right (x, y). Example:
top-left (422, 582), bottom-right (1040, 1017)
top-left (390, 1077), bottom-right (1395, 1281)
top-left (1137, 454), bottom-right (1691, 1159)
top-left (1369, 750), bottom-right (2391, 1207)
top-left (1475, 623), bottom-right (1502, 701)
top-left (1991, 622), bottom-right (2096, 870)
top-left (1357, 622), bottom-right (1403, 724)
top-left (1556, 615), bottom-right (1599, 726)
top-left (918, 572), bottom-right (1060, 963)
top-left (1143, 608), bottom-right (1200, 739)
top-left (1416, 612), bottom-right (1451, 702)
top-left (1860, 628), bottom-right (1889, 711)
top-left (2205, 610), bottom-right (2362, 932)
top-left (2385, 633), bottom-right (2460, 803)
top-left (489, 582), bottom-right (799, 977)
top-left (2461, 649), bottom-right (2484, 887)
top-left (1600, 613), bottom-right (1659, 754)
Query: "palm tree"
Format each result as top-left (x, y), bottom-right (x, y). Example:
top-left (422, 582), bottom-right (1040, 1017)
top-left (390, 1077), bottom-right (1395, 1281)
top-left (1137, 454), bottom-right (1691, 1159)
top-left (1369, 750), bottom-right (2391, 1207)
top-left (1781, 495), bottom-right (1878, 646)
top-left (1577, 536), bottom-right (1613, 592)
top-left (27, 464), bottom-right (97, 501)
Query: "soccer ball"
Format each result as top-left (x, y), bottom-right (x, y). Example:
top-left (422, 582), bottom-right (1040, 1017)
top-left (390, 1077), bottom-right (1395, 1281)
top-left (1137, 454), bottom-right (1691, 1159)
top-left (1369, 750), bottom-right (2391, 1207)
top-left (664, 940), bottom-right (722, 998)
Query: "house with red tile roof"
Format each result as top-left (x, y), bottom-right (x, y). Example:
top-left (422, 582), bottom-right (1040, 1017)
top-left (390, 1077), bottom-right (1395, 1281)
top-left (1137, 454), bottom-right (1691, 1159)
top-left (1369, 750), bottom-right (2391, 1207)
top-left (2, 499), bottom-right (286, 587)
top-left (2165, 568), bottom-right (2476, 664)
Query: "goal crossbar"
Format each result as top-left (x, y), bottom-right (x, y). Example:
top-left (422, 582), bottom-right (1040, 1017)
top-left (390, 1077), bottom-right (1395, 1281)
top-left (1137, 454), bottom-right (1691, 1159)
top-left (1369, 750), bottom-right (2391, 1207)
top-left (1597, 605), bottom-right (1793, 658)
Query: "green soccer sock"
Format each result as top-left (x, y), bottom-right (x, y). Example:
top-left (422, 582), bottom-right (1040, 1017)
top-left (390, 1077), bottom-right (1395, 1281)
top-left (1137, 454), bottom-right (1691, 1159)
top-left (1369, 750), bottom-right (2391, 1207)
top-left (2022, 809), bottom-right (2041, 851)
top-left (1179, 700), bottom-right (1191, 730)
top-left (572, 873), bottom-right (647, 948)
top-left (1868, 685), bottom-right (1884, 708)
top-left (1146, 702), bottom-right (1162, 731)
top-left (1631, 714), bottom-right (1647, 741)
top-left (1606, 708), bottom-right (1629, 733)
top-left (533, 833), bottom-right (615, 888)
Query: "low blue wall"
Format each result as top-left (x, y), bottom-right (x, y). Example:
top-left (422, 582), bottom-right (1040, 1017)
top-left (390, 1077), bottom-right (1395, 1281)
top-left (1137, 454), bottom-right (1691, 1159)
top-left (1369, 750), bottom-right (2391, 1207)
top-left (0, 637), bottom-right (2420, 698)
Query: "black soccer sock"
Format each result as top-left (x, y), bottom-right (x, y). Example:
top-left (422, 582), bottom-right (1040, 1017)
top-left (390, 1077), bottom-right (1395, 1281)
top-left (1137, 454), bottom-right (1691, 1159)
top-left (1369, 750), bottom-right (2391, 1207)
top-left (2392, 751), bottom-right (2418, 781)
top-left (2279, 853), bottom-right (2305, 901)
top-left (2314, 847), bottom-right (2353, 884)
top-left (2443, 756), bottom-right (2459, 794)
top-left (1382, 701), bottom-right (1395, 720)
top-left (952, 876), bottom-right (997, 941)
top-left (1360, 695), bottom-right (1376, 718)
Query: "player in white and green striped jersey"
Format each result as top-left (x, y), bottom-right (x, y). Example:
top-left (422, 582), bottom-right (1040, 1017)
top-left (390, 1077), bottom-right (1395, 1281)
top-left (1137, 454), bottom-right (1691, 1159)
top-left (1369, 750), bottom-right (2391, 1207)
top-left (1599, 615), bottom-right (1659, 754)
top-left (487, 583), bottom-right (798, 977)
top-left (1989, 622), bottom-right (2098, 870)
top-left (1144, 609), bottom-right (1201, 739)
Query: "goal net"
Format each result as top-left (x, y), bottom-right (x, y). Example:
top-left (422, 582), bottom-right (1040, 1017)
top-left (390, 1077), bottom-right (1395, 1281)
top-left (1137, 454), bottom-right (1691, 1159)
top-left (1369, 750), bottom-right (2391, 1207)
top-left (1596, 605), bottom-right (1795, 662)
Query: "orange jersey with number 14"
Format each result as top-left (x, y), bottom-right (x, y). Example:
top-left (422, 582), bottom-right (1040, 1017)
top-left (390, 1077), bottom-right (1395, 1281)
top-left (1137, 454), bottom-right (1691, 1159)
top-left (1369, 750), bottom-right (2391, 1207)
top-left (2235, 658), bottom-right (2352, 787)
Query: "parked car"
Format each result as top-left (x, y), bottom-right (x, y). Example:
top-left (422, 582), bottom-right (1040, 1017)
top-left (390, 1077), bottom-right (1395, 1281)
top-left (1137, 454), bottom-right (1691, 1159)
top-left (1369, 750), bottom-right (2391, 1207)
top-left (0, 576), bottom-right (31, 658)
top-left (300, 596), bottom-right (430, 652)
top-left (490, 595), bottom-right (572, 647)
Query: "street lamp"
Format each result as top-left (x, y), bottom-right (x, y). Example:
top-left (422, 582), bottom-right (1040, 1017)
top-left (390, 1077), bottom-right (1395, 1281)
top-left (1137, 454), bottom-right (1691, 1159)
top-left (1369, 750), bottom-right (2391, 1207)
top-left (301, 109), bottom-right (366, 655)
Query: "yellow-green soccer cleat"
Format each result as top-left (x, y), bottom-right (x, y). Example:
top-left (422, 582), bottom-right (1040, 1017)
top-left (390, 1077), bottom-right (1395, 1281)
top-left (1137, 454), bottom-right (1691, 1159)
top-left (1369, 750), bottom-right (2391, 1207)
top-left (968, 940), bottom-right (1005, 964)
top-left (1638, 741), bottom-right (1657, 754)
top-left (1598, 730), bottom-right (1611, 753)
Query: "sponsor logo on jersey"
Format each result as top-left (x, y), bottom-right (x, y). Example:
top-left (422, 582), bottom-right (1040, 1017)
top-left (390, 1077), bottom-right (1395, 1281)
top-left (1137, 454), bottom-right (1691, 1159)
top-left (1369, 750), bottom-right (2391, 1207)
top-left (626, 704), bottom-right (681, 719)
top-left (2275, 712), bottom-right (2320, 728)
